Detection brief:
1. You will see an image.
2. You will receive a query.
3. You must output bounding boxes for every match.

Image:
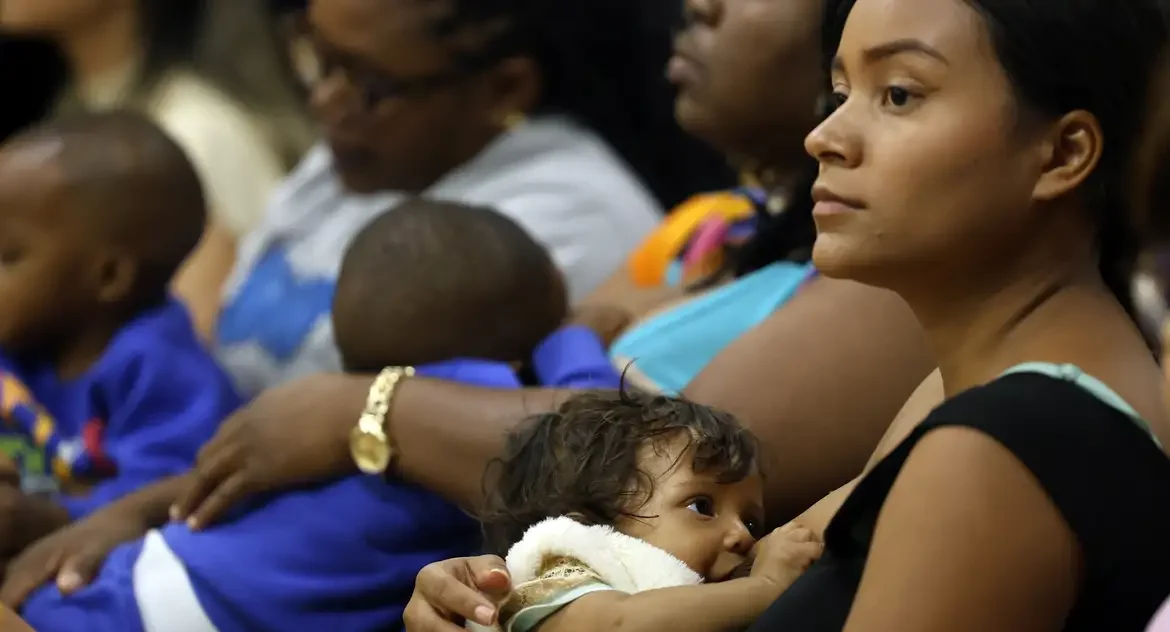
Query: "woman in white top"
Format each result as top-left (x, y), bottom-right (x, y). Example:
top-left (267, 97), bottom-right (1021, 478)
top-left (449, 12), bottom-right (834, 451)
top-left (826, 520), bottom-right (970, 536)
top-left (0, 0), bottom-right (313, 338)
top-left (211, 0), bottom-right (734, 395)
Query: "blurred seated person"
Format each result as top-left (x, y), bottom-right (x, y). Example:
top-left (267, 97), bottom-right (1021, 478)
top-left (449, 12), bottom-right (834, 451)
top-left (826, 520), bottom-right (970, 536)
top-left (0, 113), bottom-right (240, 559)
top-left (211, 0), bottom-right (730, 397)
top-left (0, 0), bottom-right (314, 337)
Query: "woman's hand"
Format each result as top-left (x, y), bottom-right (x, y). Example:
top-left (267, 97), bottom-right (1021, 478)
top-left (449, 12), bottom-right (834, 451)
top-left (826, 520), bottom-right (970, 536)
top-left (172, 372), bottom-right (371, 529)
top-left (0, 506), bottom-right (144, 607)
top-left (0, 475), bottom-right (190, 607)
top-left (567, 305), bottom-right (633, 348)
top-left (403, 555), bottom-right (513, 631)
top-left (749, 522), bottom-right (823, 591)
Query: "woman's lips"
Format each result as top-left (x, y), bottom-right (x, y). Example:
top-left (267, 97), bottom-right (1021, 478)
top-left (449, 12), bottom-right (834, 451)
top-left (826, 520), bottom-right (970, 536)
top-left (666, 53), bottom-right (703, 86)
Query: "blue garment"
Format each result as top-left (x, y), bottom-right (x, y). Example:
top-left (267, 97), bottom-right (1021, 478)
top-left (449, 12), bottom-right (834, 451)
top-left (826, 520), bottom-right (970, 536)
top-left (609, 261), bottom-right (816, 395)
top-left (22, 328), bottom-right (618, 632)
top-left (532, 325), bottom-right (621, 389)
top-left (0, 299), bottom-right (241, 518)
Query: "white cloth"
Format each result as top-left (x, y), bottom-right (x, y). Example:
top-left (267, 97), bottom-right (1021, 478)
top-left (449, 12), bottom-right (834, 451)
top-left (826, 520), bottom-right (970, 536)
top-left (133, 530), bottom-right (218, 632)
top-left (469, 517), bottom-right (702, 632)
top-left (505, 517), bottom-right (701, 591)
top-left (64, 67), bottom-right (285, 238)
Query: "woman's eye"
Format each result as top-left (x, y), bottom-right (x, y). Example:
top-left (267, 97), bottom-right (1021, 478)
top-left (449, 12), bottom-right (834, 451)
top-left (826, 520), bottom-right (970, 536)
top-left (687, 497), bottom-right (716, 517)
top-left (882, 86), bottom-right (916, 109)
top-left (830, 90), bottom-right (849, 109)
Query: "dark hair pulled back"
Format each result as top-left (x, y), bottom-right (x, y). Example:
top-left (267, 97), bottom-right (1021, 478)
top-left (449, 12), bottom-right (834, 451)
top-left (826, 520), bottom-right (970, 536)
top-left (823, 0), bottom-right (1167, 318)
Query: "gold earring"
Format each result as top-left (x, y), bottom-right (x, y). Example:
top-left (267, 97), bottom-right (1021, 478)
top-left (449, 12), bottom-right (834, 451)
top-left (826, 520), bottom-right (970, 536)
top-left (502, 112), bottom-right (527, 129)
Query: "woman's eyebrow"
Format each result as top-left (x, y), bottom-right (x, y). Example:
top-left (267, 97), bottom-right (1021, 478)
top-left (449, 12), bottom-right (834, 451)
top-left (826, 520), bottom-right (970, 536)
top-left (831, 38), bottom-right (950, 72)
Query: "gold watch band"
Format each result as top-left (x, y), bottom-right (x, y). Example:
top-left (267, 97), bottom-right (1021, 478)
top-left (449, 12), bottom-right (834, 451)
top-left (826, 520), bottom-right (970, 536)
top-left (351, 366), bottom-right (415, 474)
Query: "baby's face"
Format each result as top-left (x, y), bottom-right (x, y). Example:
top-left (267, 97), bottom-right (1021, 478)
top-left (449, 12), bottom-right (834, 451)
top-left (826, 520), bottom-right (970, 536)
top-left (0, 147), bottom-right (92, 351)
top-left (618, 436), bottom-right (765, 582)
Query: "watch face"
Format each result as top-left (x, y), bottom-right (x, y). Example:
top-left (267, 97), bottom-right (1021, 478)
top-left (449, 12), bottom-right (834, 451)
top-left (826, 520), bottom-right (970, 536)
top-left (352, 432), bottom-right (390, 473)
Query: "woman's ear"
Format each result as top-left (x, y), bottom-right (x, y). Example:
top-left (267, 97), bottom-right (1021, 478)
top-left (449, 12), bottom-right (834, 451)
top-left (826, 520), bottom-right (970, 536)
top-left (483, 56), bottom-right (541, 127)
top-left (1032, 110), bottom-right (1103, 202)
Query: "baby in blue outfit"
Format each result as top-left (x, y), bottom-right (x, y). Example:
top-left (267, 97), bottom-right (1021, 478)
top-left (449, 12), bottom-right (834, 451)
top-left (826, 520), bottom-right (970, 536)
top-left (0, 112), bottom-right (240, 555)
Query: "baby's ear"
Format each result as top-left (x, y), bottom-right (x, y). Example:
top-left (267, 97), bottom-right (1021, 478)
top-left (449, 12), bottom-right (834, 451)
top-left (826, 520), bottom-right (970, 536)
top-left (91, 251), bottom-right (137, 304)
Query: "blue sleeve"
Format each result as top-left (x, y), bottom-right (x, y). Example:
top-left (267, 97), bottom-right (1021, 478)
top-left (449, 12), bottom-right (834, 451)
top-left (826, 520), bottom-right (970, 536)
top-left (56, 343), bottom-right (242, 519)
top-left (530, 326), bottom-right (621, 389)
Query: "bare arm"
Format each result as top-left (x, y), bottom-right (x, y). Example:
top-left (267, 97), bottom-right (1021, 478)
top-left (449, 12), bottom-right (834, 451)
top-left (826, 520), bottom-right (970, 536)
top-left (178, 274), bottom-right (931, 521)
top-left (172, 220), bottom-right (236, 341)
top-left (392, 384), bottom-right (577, 510)
top-left (539, 578), bottom-right (780, 632)
top-left (580, 266), bottom-right (688, 320)
top-left (842, 428), bottom-right (1079, 632)
top-left (294, 279), bottom-right (928, 514)
top-left (684, 277), bottom-right (933, 523)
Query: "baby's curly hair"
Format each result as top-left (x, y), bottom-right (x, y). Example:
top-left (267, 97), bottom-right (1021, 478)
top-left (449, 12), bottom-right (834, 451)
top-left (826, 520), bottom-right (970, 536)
top-left (480, 389), bottom-right (758, 555)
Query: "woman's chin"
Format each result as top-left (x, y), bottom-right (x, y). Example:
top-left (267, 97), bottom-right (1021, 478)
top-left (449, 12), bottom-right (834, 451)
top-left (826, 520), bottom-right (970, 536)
top-left (674, 95), bottom-right (720, 146)
top-left (811, 235), bottom-right (885, 285)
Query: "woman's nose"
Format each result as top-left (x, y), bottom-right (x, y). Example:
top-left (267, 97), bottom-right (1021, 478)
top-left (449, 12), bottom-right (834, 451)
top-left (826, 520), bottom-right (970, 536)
top-left (683, 0), bottom-right (721, 26)
top-left (309, 73), bottom-right (356, 129)
top-left (805, 108), bottom-right (861, 168)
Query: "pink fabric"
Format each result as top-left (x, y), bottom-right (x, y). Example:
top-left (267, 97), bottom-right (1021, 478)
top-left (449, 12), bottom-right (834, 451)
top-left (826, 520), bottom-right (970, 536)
top-left (683, 216), bottom-right (730, 269)
top-left (1148, 596), bottom-right (1170, 631)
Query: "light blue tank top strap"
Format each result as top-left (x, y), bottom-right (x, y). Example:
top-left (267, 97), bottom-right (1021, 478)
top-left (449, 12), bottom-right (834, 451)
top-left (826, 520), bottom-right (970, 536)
top-left (1000, 362), bottom-right (1161, 449)
top-left (610, 261), bottom-right (816, 395)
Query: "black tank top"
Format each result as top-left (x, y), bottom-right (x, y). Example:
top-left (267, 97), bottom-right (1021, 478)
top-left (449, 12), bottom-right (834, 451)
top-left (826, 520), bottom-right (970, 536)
top-left (747, 372), bottom-right (1170, 631)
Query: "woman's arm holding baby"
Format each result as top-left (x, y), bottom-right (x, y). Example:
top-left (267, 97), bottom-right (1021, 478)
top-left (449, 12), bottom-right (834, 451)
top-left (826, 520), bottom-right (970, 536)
top-left (537, 578), bottom-right (782, 632)
top-left (535, 525), bottom-right (821, 632)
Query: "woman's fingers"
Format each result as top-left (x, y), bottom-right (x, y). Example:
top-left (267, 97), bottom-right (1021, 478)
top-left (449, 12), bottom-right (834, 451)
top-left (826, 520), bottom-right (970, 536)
top-left (470, 558), bottom-right (512, 599)
top-left (171, 440), bottom-right (241, 522)
top-left (416, 559), bottom-right (504, 626)
top-left (185, 472), bottom-right (252, 530)
top-left (55, 543), bottom-right (109, 594)
top-left (0, 544), bottom-right (62, 607)
top-left (402, 596), bottom-right (474, 632)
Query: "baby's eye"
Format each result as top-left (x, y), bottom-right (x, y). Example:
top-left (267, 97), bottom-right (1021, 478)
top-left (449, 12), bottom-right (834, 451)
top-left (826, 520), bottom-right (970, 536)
top-left (744, 518), bottom-right (764, 539)
top-left (687, 496), bottom-right (716, 517)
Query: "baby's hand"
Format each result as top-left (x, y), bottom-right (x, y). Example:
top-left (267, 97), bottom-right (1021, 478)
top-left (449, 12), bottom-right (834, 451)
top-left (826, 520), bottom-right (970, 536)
top-left (749, 522), bottom-right (823, 590)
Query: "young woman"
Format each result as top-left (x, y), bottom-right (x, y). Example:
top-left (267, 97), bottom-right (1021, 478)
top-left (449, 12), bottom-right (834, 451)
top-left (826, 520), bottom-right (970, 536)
top-left (745, 0), bottom-right (1170, 629)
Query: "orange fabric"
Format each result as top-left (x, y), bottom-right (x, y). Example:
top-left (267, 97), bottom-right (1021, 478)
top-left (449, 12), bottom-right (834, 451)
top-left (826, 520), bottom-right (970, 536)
top-left (626, 192), bottom-right (755, 287)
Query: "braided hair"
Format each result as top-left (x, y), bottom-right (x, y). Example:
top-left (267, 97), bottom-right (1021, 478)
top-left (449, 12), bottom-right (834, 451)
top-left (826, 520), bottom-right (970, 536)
top-left (424, 0), bottom-right (735, 211)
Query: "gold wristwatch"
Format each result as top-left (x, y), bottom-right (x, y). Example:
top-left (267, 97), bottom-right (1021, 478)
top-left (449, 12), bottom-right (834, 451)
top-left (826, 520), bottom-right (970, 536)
top-left (350, 366), bottom-right (415, 474)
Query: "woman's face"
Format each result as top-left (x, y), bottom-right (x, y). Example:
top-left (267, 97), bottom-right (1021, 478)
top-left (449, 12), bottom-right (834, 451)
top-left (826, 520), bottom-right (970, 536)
top-left (305, 0), bottom-right (533, 194)
top-left (0, 0), bottom-right (117, 34)
top-left (670, 0), bottom-right (824, 168)
top-left (804, 0), bottom-right (1093, 290)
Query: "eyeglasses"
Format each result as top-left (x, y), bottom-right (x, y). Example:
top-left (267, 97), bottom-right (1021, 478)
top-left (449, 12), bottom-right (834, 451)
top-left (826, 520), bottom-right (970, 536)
top-left (282, 15), bottom-right (491, 111)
